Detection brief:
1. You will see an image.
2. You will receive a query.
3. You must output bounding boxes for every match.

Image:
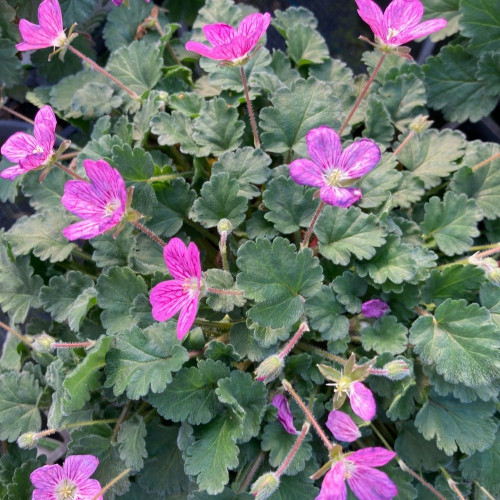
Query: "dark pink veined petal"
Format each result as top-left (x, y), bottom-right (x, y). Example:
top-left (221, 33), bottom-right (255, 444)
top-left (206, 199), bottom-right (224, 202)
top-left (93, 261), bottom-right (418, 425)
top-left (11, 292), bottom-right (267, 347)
top-left (354, 0), bottom-right (386, 41)
top-left (38, 0), bottom-right (64, 36)
top-left (306, 126), bottom-right (342, 172)
top-left (149, 279), bottom-right (190, 322)
top-left (82, 159), bottom-right (127, 209)
top-left (271, 394), bottom-right (299, 435)
top-left (16, 20), bottom-right (56, 50)
top-left (0, 164), bottom-right (26, 180)
top-left (289, 158), bottom-right (325, 188)
top-left (32, 490), bottom-right (57, 500)
top-left (185, 41), bottom-right (216, 58)
top-left (62, 220), bottom-right (103, 241)
top-left (315, 462), bottom-right (347, 500)
top-left (202, 23), bottom-right (237, 46)
top-left (177, 293), bottom-right (199, 340)
top-left (210, 35), bottom-right (255, 60)
top-left (1, 131), bottom-right (38, 162)
top-left (339, 139), bottom-right (380, 179)
top-left (237, 12), bottom-right (271, 47)
top-left (390, 18), bottom-right (447, 45)
top-left (34, 105), bottom-right (57, 135)
top-left (326, 410), bottom-right (361, 442)
top-left (63, 455), bottom-right (99, 484)
top-left (62, 180), bottom-right (111, 219)
top-left (319, 186), bottom-right (362, 208)
top-left (347, 465), bottom-right (398, 500)
top-left (30, 463), bottom-right (64, 490)
top-left (361, 299), bottom-right (390, 318)
top-left (163, 238), bottom-right (201, 280)
top-left (349, 382), bottom-right (376, 421)
top-left (384, 0), bottom-right (423, 43)
top-left (19, 151), bottom-right (49, 171)
top-left (348, 447), bottom-right (396, 467)
top-left (33, 123), bottom-right (55, 154)
top-left (77, 479), bottom-right (103, 500)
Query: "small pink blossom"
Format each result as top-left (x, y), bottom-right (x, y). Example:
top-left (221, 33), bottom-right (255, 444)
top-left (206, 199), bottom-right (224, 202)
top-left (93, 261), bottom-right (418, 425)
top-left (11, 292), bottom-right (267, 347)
top-left (61, 159), bottom-right (127, 241)
top-left (185, 12), bottom-right (271, 63)
top-left (150, 238), bottom-right (202, 340)
top-left (271, 394), bottom-right (299, 435)
top-left (355, 0), bottom-right (447, 47)
top-left (1, 105), bottom-right (57, 180)
top-left (16, 0), bottom-right (67, 52)
top-left (316, 447), bottom-right (397, 500)
top-left (30, 454), bottom-right (103, 500)
top-left (349, 381), bottom-right (376, 421)
top-left (326, 410), bottom-right (361, 442)
top-left (361, 299), bottom-right (390, 318)
top-left (289, 126), bottom-right (380, 208)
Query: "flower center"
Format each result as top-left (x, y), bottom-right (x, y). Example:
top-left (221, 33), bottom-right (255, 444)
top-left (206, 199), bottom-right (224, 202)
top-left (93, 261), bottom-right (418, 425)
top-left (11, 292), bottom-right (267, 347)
top-left (104, 199), bottom-right (121, 217)
top-left (325, 168), bottom-right (344, 187)
top-left (32, 145), bottom-right (44, 154)
top-left (336, 376), bottom-right (352, 393)
top-left (55, 479), bottom-right (77, 500)
top-left (53, 32), bottom-right (68, 48)
top-left (387, 27), bottom-right (400, 40)
top-left (343, 460), bottom-right (356, 479)
top-left (182, 277), bottom-right (199, 297)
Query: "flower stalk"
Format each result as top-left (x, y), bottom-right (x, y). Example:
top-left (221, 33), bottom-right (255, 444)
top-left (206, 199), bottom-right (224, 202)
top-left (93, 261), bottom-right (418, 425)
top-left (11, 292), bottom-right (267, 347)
top-left (0, 320), bottom-right (32, 347)
top-left (275, 421), bottom-right (311, 477)
top-left (51, 340), bottom-right (96, 349)
top-left (92, 468), bottom-right (131, 500)
top-left (240, 66), bottom-right (260, 149)
top-left (130, 220), bottom-right (166, 247)
top-left (301, 201), bottom-right (325, 249)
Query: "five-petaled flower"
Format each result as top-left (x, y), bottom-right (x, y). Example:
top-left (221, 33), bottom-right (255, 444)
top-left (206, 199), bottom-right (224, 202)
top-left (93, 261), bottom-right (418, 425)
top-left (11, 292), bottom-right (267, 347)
top-left (61, 159), bottom-right (127, 241)
top-left (16, 0), bottom-right (67, 52)
top-left (30, 454), bottom-right (103, 500)
top-left (316, 447), bottom-right (397, 500)
top-left (326, 410), bottom-right (361, 443)
top-left (338, 380), bottom-right (376, 422)
top-left (289, 126), bottom-right (381, 208)
top-left (362, 299), bottom-right (390, 318)
top-left (1, 105), bottom-right (57, 180)
top-left (271, 394), bottom-right (299, 435)
top-left (150, 237), bottom-right (202, 340)
top-left (185, 12), bottom-right (271, 64)
top-left (355, 0), bottom-right (446, 48)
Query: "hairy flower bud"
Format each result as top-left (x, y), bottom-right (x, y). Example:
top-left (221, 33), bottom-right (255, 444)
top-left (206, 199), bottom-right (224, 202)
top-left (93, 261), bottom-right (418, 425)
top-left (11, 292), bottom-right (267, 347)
top-left (17, 432), bottom-right (37, 450)
top-left (409, 114), bottom-right (433, 133)
top-left (32, 333), bottom-right (55, 354)
top-left (251, 472), bottom-right (279, 500)
top-left (255, 355), bottom-right (284, 384)
top-left (217, 218), bottom-right (233, 235)
top-left (488, 267), bottom-right (500, 286)
top-left (383, 359), bottom-right (411, 380)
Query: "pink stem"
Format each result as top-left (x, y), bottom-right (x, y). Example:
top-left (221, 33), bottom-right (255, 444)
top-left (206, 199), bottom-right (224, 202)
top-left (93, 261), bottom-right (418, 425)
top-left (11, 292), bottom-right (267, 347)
top-left (278, 322), bottom-right (309, 360)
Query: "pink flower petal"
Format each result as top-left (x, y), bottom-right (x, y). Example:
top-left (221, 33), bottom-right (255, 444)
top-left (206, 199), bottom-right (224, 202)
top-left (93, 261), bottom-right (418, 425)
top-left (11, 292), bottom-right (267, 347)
top-left (361, 299), bottom-right (390, 318)
top-left (271, 394), bottom-right (299, 435)
top-left (149, 279), bottom-right (190, 322)
top-left (34, 105), bottom-right (57, 136)
top-left (62, 220), bottom-right (103, 241)
top-left (77, 479), bottom-right (103, 500)
top-left (384, 0), bottom-right (423, 41)
top-left (339, 139), bottom-right (380, 179)
top-left (16, 20), bottom-right (55, 50)
top-left (62, 180), bottom-right (110, 219)
top-left (354, 0), bottom-right (386, 41)
top-left (348, 447), bottom-right (396, 467)
top-left (1, 131), bottom-right (38, 162)
top-left (237, 12), bottom-right (271, 46)
top-left (33, 123), bottom-right (55, 154)
top-left (163, 238), bottom-right (201, 281)
top-left (316, 462), bottom-right (347, 500)
top-left (32, 490), bottom-right (56, 500)
top-left (0, 164), bottom-right (26, 180)
top-left (185, 41), bottom-right (216, 58)
top-left (203, 23), bottom-right (236, 46)
top-left (82, 159), bottom-right (127, 208)
top-left (326, 410), bottom-right (361, 442)
top-left (38, 0), bottom-right (64, 36)
top-left (319, 186), bottom-right (362, 207)
top-left (63, 455), bottom-right (99, 484)
top-left (30, 463), bottom-right (64, 490)
top-left (289, 158), bottom-right (325, 188)
top-left (347, 465), bottom-right (398, 500)
top-left (177, 293), bottom-right (199, 340)
top-left (392, 18), bottom-right (447, 45)
top-left (210, 35), bottom-right (255, 60)
top-left (349, 382), bottom-right (376, 421)
top-left (306, 126), bottom-right (342, 172)
top-left (187, 242), bottom-right (202, 279)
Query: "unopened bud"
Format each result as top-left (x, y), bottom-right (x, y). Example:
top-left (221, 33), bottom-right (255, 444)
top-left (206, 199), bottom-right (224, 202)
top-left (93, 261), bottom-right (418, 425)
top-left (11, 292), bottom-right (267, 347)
top-left (17, 432), bottom-right (37, 449)
top-left (255, 355), bottom-right (283, 384)
top-left (383, 359), bottom-right (411, 380)
top-left (32, 333), bottom-right (55, 354)
top-left (409, 114), bottom-right (433, 133)
top-left (217, 218), bottom-right (233, 235)
top-left (251, 472), bottom-right (279, 500)
top-left (487, 267), bottom-right (500, 286)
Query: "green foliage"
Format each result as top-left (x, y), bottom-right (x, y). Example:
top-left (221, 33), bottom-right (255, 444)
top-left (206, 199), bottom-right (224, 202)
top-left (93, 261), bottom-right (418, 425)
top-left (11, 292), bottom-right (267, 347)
top-left (421, 0), bottom-right (460, 41)
top-left (117, 416), bottom-right (148, 471)
top-left (361, 315), bottom-right (408, 355)
top-left (0, 38), bottom-right (22, 88)
top-left (285, 25), bottom-right (329, 66)
top-left (205, 269), bottom-right (246, 312)
top-left (459, 0), bottom-right (500, 55)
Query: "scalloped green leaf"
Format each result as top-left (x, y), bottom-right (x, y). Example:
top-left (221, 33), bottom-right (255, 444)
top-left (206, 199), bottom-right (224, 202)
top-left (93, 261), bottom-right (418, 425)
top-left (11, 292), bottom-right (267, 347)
top-left (362, 97), bottom-right (394, 147)
top-left (69, 82), bottom-right (123, 118)
top-left (205, 269), bottom-right (246, 312)
top-left (331, 271), bottom-right (368, 314)
top-left (459, 0), bottom-right (500, 55)
top-left (0, 38), bottom-right (22, 89)
top-left (272, 6), bottom-right (317, 35)
top-left (117, 416), bottom-right (147, 471)
top-left (421, 0), bottom-right (460, 41)
top-left (480, 282), bottom-right (500, 328)
top-left (361, 315), bottom-right (408, 355)
top-left (286, 24), bottom-right (329, 66)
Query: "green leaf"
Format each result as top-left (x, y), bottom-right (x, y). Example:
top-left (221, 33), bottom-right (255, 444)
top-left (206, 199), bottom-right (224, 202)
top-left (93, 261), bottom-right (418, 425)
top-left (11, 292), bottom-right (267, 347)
top-left (191, 172), bottom-right (248, 229)
top-left (192, 98), bottom-right (245, 155)
top-left (106, 40), bottom-right (162, 96)
top-left (0, 158), bottom-right (21, 203)
top-left (60, 0), bottom-right (94, 24)
top-left (0, 38), bottom-right (22, 88)
top-left (262, 177), bottom-right (319, 234)
top-left (0, 371), bottom-right (42, 441)
top-left (261, 422), bottom-right (312, 476)
top-left (96, 266), bottom-right (148, 334)
top-left (331, 271), bottom-right (368, 314)
top-left (421, 265), bottom-right (486, 305)
top-left (477, 51), bottom-right (500, 96)
top-left (216, 371), bottom-right (267, 443)
top-left (204, 341), bottom-right (241, 364)
top-left (286, 24), bottom-right (329, 66)
top-left (62, 336), bottom-right (112, 411)
top-left (40, 271), bottom-right (96, 332)
top-left (247, 320), bottom-right (290, 349)
top-left (362, 97), bottom-right (394, 147)
top-left (410, 299), bottom-right (500, 387)
top-left (421, 192), bottom-right (482, 256)
top-left (236, 237), bottom-right (323, 328)
top-left (191, 0), bottom-right (243, 40)
top-left (272, 6), bottom-right (317, 35)
top-left (90, 225), bottom-right (135, 269)
top-left (450, 141), bottom-right (500, 219)
top-left (392, 171), bottom-right (425, 208)
top-left (117, 416), bottom-right (148, 471)
top-left (5, 457), bottom-right (45, 500)
top-left (361, 315), bottom-right (408, 355)
top-left (315, 205), bottom-right (386, 266)
top-left (104, 323), bottom-right (189, 399)
top-left (5, 208), bottom-right (76, 263)
top-left (395, 128), bottom-right (466, 189)
top-left (423, 45), bottom-right (498, 123)
top-left (480, 282), bottom-right (500, 328)
top-left (414, 392), bottom-right (497, 455)
top-left (149, 359), bottom-right (229, 425)
top-left (212, 147), bottom-right (271, 199)
top-left (459, 0), bottom-right (500, 56)
top-left (259, 77), bottom-right (341, 155)
top-left (168, 92), bottom-right (204, 118)
top-left (269, 467), bottom-right (319, 500)
top-left (205, 269), bottom-right (246, 312)
top-left (0, 0), bottom-right (19, 41)
top-left (421, 0), bottom-right (460, 41)
top-left (69, 82), bottom-right (123, 118)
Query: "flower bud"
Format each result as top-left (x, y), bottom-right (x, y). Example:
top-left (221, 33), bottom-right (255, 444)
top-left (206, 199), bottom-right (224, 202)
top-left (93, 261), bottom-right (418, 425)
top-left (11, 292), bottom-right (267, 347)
top-left (32, 333), bottom-right (55, 354)
top-left (488, 267), bottom-right (500, 286)
top-left (251, 472), bottom-right (279, 500)
top-left (409, 114), bottom-right (433, 133)
top-left (383, 359), bottom-right (411, 380)
top-left (217, 218), bottom-right (233, 235)
top-left (255, 355), bottom-right (283, 384)
top-left (17, 432), bottom-right (37, 450)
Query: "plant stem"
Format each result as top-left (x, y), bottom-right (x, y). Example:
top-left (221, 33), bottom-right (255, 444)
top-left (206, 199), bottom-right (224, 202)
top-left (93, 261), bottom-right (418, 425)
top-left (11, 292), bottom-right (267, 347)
top-left (194, 318), bottom-right (236, 330)
top-left (474, 481), bottom-right (496, 500)
top-left (471, 152), bottom-right (500, 171)
top-left (65, 419), bottom-right (118, 429)
top-left (435, 245), bottom-right (500, 271)
top-left (55, 161), bottom-right (86, 181)
top-left (146, 172), bottom-right (191, 183)
top-left (71, 247), bottom-right (94, 262)
top-left (278, 322), bottom-right (309, 359)
top-left (112, 400), bottom-right (132, 442)
top-left (0, 320), bottom-right (31, 346)
top-left (393, 130), bottom-right (415, 156)
top-left (219, 230), bottom-right (229, 272)
top-left (301, 201), bottom-right (325, 250)
top-left (439, 466), bottom-right (466, 500)
top-left (92, 468), bottom-right (131, 500)
top-left (58, 151), bottom-right (79, 161)
top-left (282, 379), bottom-right (333, 451)
top-left (276, 422), bottom-right (311, 478)
top-left (240, 66), bottom-right (260, 149)
top-left (297, 342), bottom-right (345, 365)
top-left (130, 220), bottom-right (166, 247)
top-left (67, 45), bottom-right (140, 101)
top-left (238, 451), bottom-right (267, 493)
top-left (184, 219), bottom-right (219, 245)
top-left (470, 243), bottom-right (500, 251)
top-left (51, 340), bottom-right (95, 349)
top-left (207, 287), bottom-right (244, 295)
top-left (338, 53), bottom-right (386, 136)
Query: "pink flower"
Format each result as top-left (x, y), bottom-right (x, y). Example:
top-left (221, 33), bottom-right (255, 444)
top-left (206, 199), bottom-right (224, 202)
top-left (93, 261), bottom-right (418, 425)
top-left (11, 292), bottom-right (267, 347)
top-left (185, 12), bottom-right (271, 63)
top-left (61, 159), bottom-right (127, 241)
top-left (16, 0), bottom-right (67, 52)
top-left (317, 447), bottom-right (397, 500)
top-left (355, 0), bottom-right (446, 47)
top-left (271, 394), bottom-right (299, 435)
top-left (150, 238), bottom-right (202, 340)
top-left (30, 454), bottom-right (103, 500)
top-left (349, 382), bottom-right (376, 421)
top-left (289, 126), bottom-right (380, 208)
top-left (326, 410), bottom-right (361, 442)
top-left (1, 105), bottom-right (57, 180)
top-left (361, 299), bottom-right (390, 318)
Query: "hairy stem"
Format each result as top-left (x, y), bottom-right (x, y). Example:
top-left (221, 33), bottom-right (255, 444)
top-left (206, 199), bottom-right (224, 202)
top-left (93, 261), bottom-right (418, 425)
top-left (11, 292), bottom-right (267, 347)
top-left (439, 466), bottom-right (466, 500)
top-left (278, 322), bottom-right (309, 360)
top-left (207, 287), bottom-right (244, 295)
top-left (393, 130), bottom-right (415, 156)
top-left (130, 220), bottom-right (166, 247)
top-left (219, 230), bottom-right (229, 272)
top-left (112, 400), bottom-right (132, 442)
top-left (276, 422), bottom-right (311, 477)
top-left (92, 468), bottom-right (131, 500)
top-left (55, 161), bottom-right (86, 181)
top-left (51, 340), bottom-right (95, 349)
top-left (474, 481), bottom-right (496, 500)
top-left (0, 320), bottom-right (31, 346)
top-left (240, 66), bottom-right (260, 149)
top-left (471, 152), bottom-right (500, 171)
top-left (238, 450), bottom-right (267, 493)
top-left (301, 201), bottom-right (325, 250)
